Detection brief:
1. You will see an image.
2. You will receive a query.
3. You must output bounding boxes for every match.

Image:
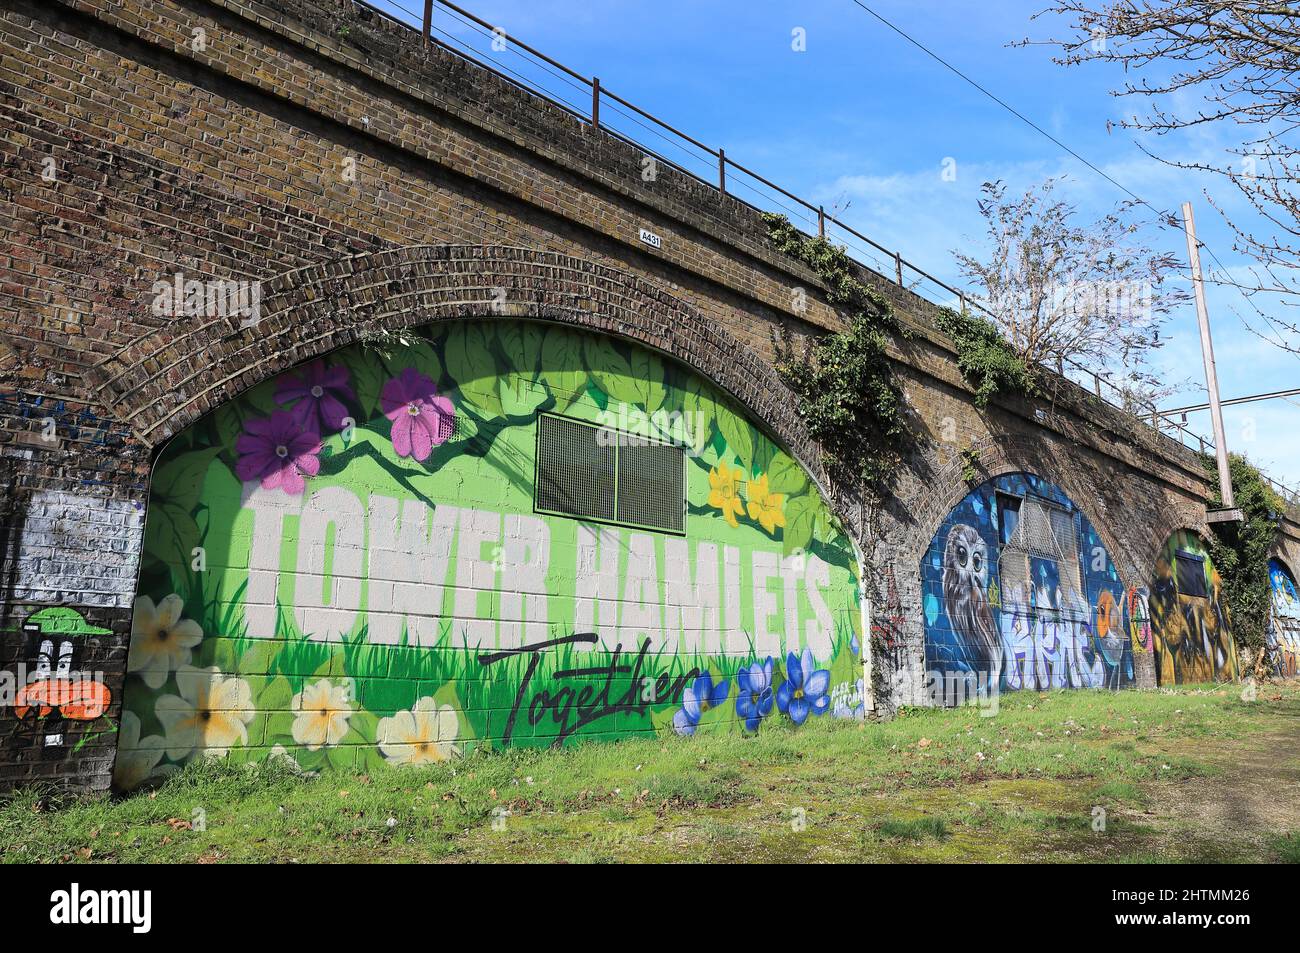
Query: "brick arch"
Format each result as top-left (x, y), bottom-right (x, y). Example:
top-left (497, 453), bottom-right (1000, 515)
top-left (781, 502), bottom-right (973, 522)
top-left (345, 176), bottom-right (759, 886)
top-left (1270, 537), bottom-right (1300, 582)
top-left (90, 244), bottom-right (859, 535)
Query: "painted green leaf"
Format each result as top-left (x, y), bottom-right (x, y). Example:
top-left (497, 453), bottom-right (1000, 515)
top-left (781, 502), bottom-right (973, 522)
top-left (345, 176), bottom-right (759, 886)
top-left (211, 638), bottom-right (238, 673)
top-left (827, 645), bottom-right (862, 704)
top-left (623, 348), bottom-right (668, 415)
top-left (343, 708), bottom-right (379, 745)
top-left (256, 674), bottom-right (294, 713)
top-left (499, 321), bottom-right (544, 379)
top-left (679, 378), bottom-right (717, 455)
top-left (293, 747), bottom-right (328, 771)
top-left (212, 403), bottom-right (244, 456)
top-left (694, 694), bottom-right (741, 736)
top-left (343, 350), bottom-right (385, 422)
top-left (153, 447), bottom-right (222, 515)
top-left (715, 401), bottom-right (754, 473)
top-left (432, 680), bottom-right (476, 744)
top-left (783, 492), bottom-right (819, 557)
top-left (238, 639), bottom-right (278, 677)
top-left (144, 500), bottom-right (201, 574)
top-left (444, 322), bottom-right (503, 418)
top-left (265, 710), bottom-right (295, 744)
top-left (539, 327), bottom-right (586, 410)
top-left (325, 744), bottom-right (355, 772)
top-left (649, 703), bottom-right (679, 736)
top-left (242, 379), bottom-right (279, 416)
top-left (583, 334), bottom-right (633, 402)
top-left (765, 454), bottom-right (810, 497)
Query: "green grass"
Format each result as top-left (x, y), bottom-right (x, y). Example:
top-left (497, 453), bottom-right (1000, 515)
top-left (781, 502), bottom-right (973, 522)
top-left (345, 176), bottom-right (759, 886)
top-left (4, 682), bottom-right (1298, 863)
top-left (1269, 832), bottom-right (1300, 863)
top-left (877, 818), bottom-right (949, 841)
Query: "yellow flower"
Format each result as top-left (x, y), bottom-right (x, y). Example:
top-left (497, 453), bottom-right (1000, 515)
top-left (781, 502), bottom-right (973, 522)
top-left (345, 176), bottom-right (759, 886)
top-left (708, 461), bottom-right (746, 527)
top-left (155, 665), bottom-right (255, 761)
top-left (377, 698), bottom-right (461, 765)
top-left (745, 473), bottom-right (787, 535)
top-left (129, 594), bottom-right (204, 690)
top-left (291, 679), bottom-right (353, 750)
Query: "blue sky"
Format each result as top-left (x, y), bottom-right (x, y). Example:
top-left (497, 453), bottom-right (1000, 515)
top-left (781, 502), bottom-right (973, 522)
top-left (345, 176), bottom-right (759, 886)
top-left (371, 0), bottom-right (1300, 491)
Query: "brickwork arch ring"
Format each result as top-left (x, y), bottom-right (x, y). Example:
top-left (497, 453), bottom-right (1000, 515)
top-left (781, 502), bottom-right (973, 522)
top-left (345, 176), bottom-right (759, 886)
top-left (90, 244), bottom-right (859, 538)
top-left (896, 434), bottom-right (1141, 586)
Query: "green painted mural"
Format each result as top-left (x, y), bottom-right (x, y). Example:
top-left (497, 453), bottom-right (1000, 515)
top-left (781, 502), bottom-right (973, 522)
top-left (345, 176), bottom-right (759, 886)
top-left (115, 320), bottom-right (865, 788)
top-left (1149, 530), bottom-right (1238, 686)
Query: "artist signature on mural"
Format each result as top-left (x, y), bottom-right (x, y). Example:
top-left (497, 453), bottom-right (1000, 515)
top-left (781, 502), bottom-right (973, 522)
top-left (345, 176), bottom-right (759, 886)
top-left (478, 633), bottom-right (698, 744)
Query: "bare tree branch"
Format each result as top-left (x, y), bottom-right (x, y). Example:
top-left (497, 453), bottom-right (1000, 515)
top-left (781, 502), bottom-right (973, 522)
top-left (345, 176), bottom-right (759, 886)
top-left (1023, 1), bottom-right (1300, 351)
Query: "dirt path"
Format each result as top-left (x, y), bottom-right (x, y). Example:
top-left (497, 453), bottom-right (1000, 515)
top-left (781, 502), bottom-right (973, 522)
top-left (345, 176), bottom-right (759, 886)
top-left (1138, 704), bottom-right (1300, 860)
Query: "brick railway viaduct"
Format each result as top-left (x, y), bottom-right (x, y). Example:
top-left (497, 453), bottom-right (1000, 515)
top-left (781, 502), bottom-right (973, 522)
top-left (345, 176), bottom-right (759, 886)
top-left (2, 0), bottom-right (1297, 789)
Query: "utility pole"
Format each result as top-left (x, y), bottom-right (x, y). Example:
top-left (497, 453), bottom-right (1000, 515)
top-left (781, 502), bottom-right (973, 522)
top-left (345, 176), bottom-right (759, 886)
top-left (1181, 201), bottom-right (1238, 518)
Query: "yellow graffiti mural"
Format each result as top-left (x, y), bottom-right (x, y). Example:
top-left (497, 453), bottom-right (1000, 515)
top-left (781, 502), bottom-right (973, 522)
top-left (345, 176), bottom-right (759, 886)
top-left (1149, 530), bottom-right (1238, 685)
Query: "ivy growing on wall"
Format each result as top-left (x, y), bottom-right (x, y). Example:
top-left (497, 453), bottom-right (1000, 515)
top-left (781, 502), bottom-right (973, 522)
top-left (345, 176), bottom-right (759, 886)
top-left (935, 307), bottom-right (1036, 409)
top-left (763, 213), bottom-right (907, 496)
top-left (1204, 453), bottom-right (1286, 667)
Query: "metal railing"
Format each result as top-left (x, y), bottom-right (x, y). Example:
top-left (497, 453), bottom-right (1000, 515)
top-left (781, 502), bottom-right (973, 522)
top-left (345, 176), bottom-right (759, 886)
top-left (352, 0), bottom-right (1300, 506)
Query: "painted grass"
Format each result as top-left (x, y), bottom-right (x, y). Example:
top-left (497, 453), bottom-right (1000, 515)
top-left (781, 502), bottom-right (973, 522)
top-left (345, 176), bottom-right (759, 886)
top-left (3, 682), bottom-right (1298, 863)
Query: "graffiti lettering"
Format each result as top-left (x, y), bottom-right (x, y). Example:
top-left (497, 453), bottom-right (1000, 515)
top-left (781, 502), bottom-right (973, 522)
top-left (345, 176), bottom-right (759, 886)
top-left (479, 633), bottom-right (699, 744)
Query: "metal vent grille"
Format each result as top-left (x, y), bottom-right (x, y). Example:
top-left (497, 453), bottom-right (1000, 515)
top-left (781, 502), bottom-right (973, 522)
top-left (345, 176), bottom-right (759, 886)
top-left (617, 440), bottom-right (685, 533)
top-left (998, 496), bottom-right (1086, 621)
top-left (535, 415), bottom-right (616, 522)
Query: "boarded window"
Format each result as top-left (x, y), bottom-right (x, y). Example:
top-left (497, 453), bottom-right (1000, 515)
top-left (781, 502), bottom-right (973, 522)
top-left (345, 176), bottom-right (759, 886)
top-left (1176, 550), bottom-right (1209, 599)
top-left (535, 414), bottom-right (684, 534)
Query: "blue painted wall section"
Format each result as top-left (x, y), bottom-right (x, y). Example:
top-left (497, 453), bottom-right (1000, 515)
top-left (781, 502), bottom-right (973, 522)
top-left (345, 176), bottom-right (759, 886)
top-left (921, 473), bottom-right (1133, 695)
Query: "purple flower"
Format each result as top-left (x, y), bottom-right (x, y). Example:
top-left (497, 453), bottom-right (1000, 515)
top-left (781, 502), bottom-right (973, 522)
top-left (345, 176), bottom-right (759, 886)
top-left (672, 672), bottom-right (730, 736)
top-left (735, 658), bottom-right (775, 732)
top-left (235, 411), bottom-right (321, 495)
top-left (776, 648), bottom-right (831, 726)
top-left (275, 361), bottom-right (354, 434)
top-left (381, 368), bottom-right (454, 462)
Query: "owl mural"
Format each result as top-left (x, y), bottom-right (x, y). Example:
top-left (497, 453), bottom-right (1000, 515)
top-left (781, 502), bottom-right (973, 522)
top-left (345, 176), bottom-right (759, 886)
top-left (942, 523), bottom-right (1000, 676)
top-left (923, 472), bottom-right (1133, 698)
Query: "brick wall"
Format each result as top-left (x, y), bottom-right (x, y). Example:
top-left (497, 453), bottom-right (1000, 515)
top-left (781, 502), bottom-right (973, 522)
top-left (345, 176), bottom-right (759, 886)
top-left (2, 0), bottom-right (1295, 787)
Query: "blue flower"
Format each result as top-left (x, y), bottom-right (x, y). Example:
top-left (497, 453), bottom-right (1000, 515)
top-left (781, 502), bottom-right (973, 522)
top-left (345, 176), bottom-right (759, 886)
top-left (776, 648), bottom-right (831, 726)
top-left (672, 672), bottom-right (730, 736)
top-left (735, 658), bottom-right (775, 732)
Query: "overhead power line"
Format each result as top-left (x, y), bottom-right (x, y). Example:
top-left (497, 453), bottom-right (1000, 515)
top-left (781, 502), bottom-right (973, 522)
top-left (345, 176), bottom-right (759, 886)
top-left (843, 1), bottom-right (1252, 291)
top-left (1162, 385), bottom-right (1300, 417)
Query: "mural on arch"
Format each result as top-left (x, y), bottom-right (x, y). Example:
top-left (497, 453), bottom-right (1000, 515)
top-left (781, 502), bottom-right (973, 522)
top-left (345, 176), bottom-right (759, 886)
top-left (1267, 559), bottom-right (1300, 678)
top-left (921, 473), bottom-right (1133, 697)
top-left (115, 319), bottom-right (864, 789)
top-left (1149, 530), bottom-right (1238, 685)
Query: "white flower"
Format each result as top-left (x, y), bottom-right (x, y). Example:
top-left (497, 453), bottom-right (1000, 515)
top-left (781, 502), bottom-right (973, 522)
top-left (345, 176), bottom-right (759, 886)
top-left (155, 665), bottom-right (255, 761)
top-left (111, 711), bottom-right (169, 791)
top-left (291, 679), bottom-right (353, 750)
top-left (377, 697), bottom-right (460, 766)
top-left (129, 595), bottom-right (204, 689)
